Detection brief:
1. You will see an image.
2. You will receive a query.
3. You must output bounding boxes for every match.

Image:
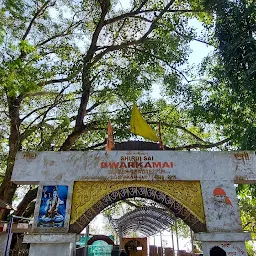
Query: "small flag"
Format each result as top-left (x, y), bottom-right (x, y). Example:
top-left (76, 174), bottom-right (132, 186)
top-left (106, 121), bottom-right (115, 151)
top-left (130, 104), bottom-right (159, 142)
top-left (158, 122), bottom-right (164, 150)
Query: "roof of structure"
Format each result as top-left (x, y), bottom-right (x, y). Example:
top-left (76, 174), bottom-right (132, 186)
top-left (112, 141), bottom-right (171, 151)
top-left (110, 206), bottom-right (175, 237)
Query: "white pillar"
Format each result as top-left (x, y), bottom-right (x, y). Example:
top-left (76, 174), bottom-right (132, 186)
top-left (24, 233), bottom-right (77, 256)
top-left (190, 228), bottom-right (194, 256)
top-left (174, 218), bottom-right (179, 252)
top-left (195, 232), bottom-right (251, 256)
top-left (199, 180), bottom-right (251, 256)
top-left (84, 225), bottom-right (89, 256)
top-left (170, 227), bottom-right (175, 251)
top-left (118, 225), bottom-right (122, 252)
top-left (160, 232), bottom-right (163, 256)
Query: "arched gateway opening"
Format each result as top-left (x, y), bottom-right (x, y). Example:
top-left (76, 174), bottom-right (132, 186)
top-left (10, 142), bottom-right (254, 256)
top-left (87, 235), bottom-right (114, 246)
top-left (69, 181), bottom-right (206, 233)
top-left (210, 246), bottom-right (227, 256)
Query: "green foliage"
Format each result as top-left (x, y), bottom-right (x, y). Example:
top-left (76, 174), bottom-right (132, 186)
top-left (245, 241), bottom-right (256, 256)
top-left (0, 0), bottom-right (245, 232)
top-left (188, 0), bottom-right (256, 149)
top-left (237, 184), bottom-right (256, 254)
top-left (237, 184), bottom-right (256, 234)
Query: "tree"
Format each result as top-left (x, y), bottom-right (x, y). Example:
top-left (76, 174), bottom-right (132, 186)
top-left (188, 0), bottom-right (256, 149)
top-left (187, 0), bottom-right (256, 253)
top-left (0, 0), bottom-right (227, 222)
top-left (0, 0), bottom-right (83, 219)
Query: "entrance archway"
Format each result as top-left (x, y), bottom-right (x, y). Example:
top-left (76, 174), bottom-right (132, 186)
top-left (87, 235), bottom-right (114, 246)
top-left (11, 147), bottom-right (254, 256)
top-left (210, 246), bottom-right (226, 256)
top-left (69, 181), bottom-right (206, 233)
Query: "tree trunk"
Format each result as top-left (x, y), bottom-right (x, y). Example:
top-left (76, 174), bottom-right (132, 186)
top-left (0, 96), bottom-right (21, 220)
top-left (60, 71), bottom-right (91, 150)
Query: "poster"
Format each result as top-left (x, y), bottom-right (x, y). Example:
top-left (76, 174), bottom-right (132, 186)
top-left (37, 185), bottom-right (68, 228)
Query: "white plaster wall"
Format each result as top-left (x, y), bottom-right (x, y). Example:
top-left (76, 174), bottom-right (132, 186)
top-left (0, 233), bottom-right (12, 256)
top-left (201, 180), bottom-right (242, 232)
top-left (29, 243), bottom-right (74, 256)
top-left (13, 151), bottom-right (256, 184)
top-left (24, 234), bottom-right (77, 256)
top-left (202, 241), bottom-right (247, 256)
top-left (232, 151), bottom-right (256, 181)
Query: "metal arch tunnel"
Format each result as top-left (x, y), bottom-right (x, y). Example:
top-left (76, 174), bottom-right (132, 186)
top-left (110, 206), bottom-right (175, 237)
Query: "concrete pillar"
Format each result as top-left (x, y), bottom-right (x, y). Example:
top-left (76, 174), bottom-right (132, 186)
top-left (23, 233), bottom-right (77, 256)
top-left (0, 232), bottom-right (12, 256)
top-left (160, 232), bottom-right (163, 256)
top-left (118, 225), bottom-right (122, 252)
top-left (195, 232), bottom-right (251, 256)
top-left (201, 180), bottom-right (243, 232)
top-left (174, 217), bottom-right (179, 252)
top-left (199, 180), bottom-right (252, 256)
top-left (190, 228), bottom-right (194, 256)
top-left (84, 225), bottom-right (89, 256)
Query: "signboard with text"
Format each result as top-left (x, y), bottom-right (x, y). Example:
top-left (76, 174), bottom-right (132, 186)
top-left (100, 153), bottom-right (175, 181)
top-left (12, 151), bottom-right (256, 183)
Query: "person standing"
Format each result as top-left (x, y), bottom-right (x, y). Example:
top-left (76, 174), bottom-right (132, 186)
top-left (120, 249), bottom-right (127, 256)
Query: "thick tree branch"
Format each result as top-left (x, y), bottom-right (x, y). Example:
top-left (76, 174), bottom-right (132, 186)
top-left (148, 121), bottom-right (206, 142)
top-left (36, 19), bottom-right (83, 47)
top-left (133, 0), bottom-right (149, 12)
top-left (87, 0), bottom-right (111, 58)
top-left (174, 29), bottom-right (214, 47)
top-left (138, 0), bottom-right (176, 41)
top-left (104, 8), bottom-right (205, 26)
top-left (19, 1), bottom-right (56, 60)
top-left (86, 101), bottom-right (105, 114)
top-left (38, 77), bottom-right (70, 87)
top-left (148, 120), bottom-right (230, 148)
top-left (74, 0), bottom-right (110, 125)
top-left (130, 46), bottom-right (190, 82)
top-left (167, 138), bottom-right (231, 150)
top-left (60, 1), bottom-right (111, 151)
top-left (93, 40), bottom-right (144, 64)
top-left (13, 187), bottom-right (38, 217)
top-left (21, 86), bottom-right (71, 123)
top-left (93, 0), bottom-right (176, 65)
top-left (22, 1), bottom-right (52, 41)
top-left (60, 120), bottom-right (99, 150)
top-left (81, 141), bottom-right (106, 151)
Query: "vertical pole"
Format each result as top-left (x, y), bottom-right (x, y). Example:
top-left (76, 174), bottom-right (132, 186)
top-left (170, 227), bottom-right (175, 252)
top-left (84, 225), bottom-right (90, 256)
top-left (118, 225), bottom-right (122, 252)
top-left (174, 217), bottom-right (179, 253)
top-left (170, 226), bottom-right (174, 252)
top-left (190, 228), bottom-right (194, 256)
top-left (160, 232), bottom-right (163, 256)
top-left (153, 235), bottom-right (156, 256)
top-left (4, 215), bottom-right (13, 256)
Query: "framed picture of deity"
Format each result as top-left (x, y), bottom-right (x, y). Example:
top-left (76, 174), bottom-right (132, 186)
top-left (33, 182), bottom-right (73, 232)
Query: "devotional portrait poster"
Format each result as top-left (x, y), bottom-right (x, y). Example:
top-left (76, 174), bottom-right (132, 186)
top-left (37, 185), bottom-right (68, 228)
